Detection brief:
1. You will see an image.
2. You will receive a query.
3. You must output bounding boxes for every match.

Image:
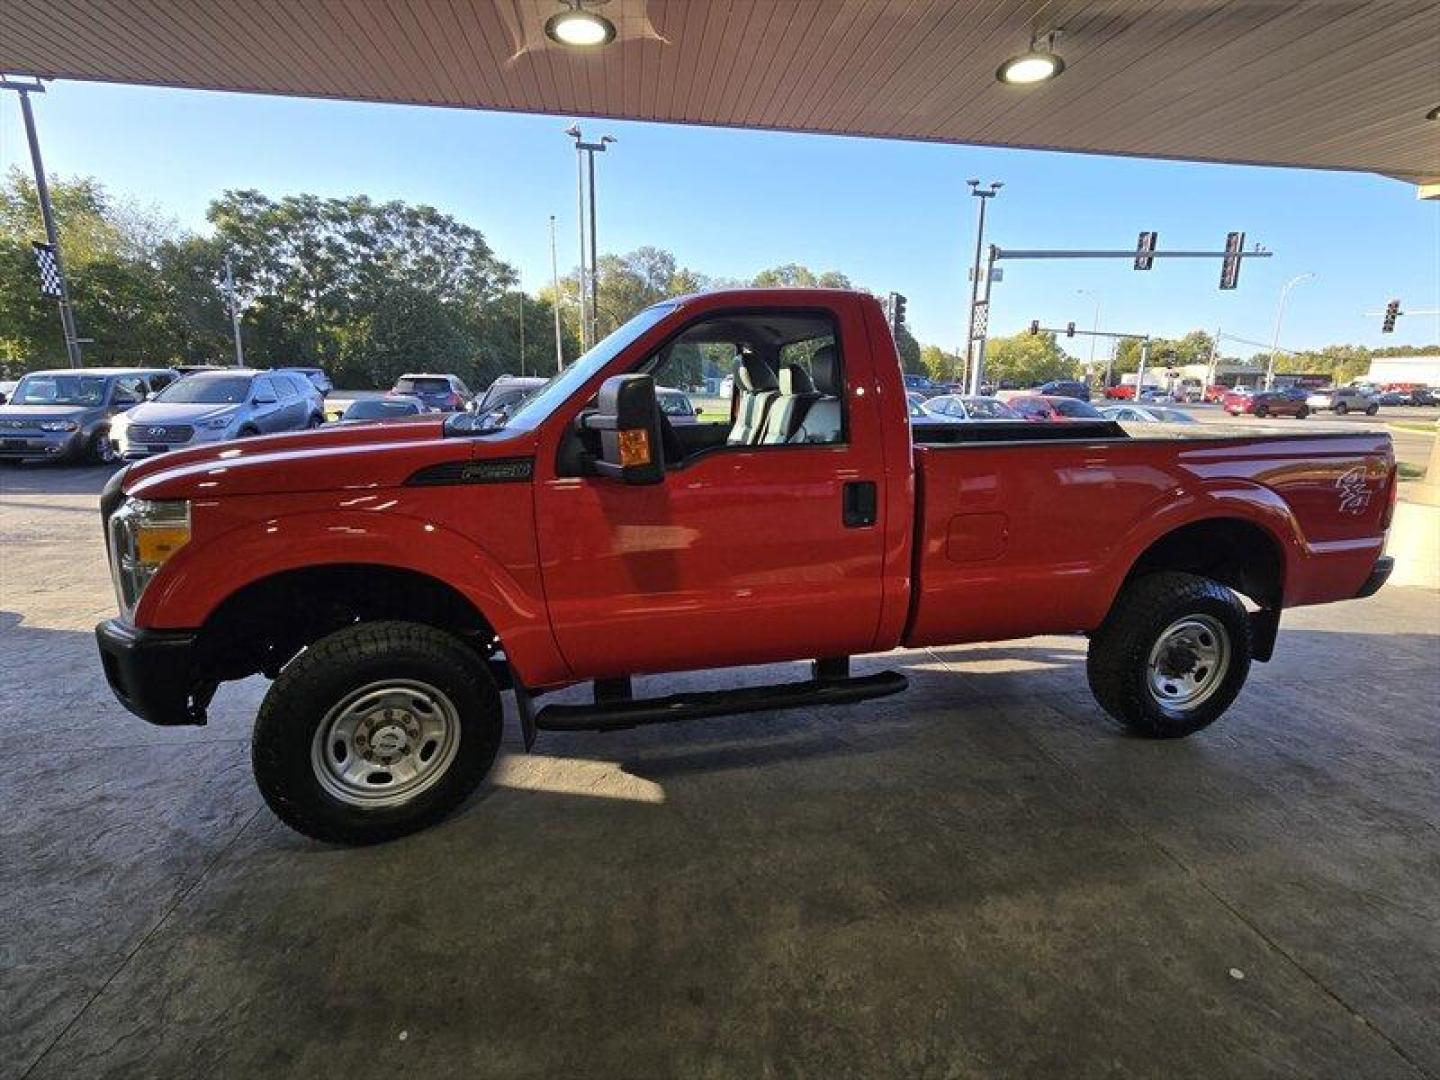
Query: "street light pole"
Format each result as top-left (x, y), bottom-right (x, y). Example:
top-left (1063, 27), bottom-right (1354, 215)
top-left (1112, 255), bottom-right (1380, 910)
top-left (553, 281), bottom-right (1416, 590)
top-left (222, 255), bottom-right (245, 367)
top-left (1266, 272), bottom-right (1313, 389)
top-left (1077, 288), bottom-right (1101, 379)
top-left (964, 180), bottom-right (1002, 395)
top-left (4, 77), bottom-right (82, 368)
top-left (549, 215), bottom-right (564, 372)
top-left (566, 125), bottom-right (615, 352)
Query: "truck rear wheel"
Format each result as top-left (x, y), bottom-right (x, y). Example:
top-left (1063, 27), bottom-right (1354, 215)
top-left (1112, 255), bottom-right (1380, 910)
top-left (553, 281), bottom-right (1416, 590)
top-left (1087, 572), bottom-right (1252, 738)
top-left (252, 620), bottom-right (503, 844)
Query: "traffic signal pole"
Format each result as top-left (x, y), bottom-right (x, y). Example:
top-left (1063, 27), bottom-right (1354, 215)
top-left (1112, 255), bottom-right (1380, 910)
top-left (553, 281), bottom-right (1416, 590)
top-left (972, 238), bottom-right (1272, 398)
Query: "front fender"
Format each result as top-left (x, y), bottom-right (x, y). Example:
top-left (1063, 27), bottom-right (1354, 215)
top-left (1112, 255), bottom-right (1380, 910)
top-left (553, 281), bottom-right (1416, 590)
top-left (136, 506), bottom-right (569, 687)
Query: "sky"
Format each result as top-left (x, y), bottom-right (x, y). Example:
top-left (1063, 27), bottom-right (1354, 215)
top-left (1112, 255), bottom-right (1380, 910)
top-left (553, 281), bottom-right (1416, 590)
top-left (3, 80), bottom-right (1438, 360)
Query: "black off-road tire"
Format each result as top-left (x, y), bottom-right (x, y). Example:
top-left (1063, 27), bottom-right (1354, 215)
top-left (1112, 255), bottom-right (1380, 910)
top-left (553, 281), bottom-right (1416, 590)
top-left (1335, 401), bottom-right (1349, 415)
top-left (1295, 406), bottom-right (1309, 419)
top-left (1365, 403), bottom-right (1378, 416)
top-left (1254, 405), bottom-right (1268, 418)
top-left (1087, 572), bottom-right (1252, 739)
top-left (252, 620), bottom-right (503, 844)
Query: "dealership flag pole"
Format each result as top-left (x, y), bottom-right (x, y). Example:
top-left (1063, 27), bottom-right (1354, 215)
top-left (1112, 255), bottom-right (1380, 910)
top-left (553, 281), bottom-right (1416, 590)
top-left (5, 77), bottom-right (82, 368)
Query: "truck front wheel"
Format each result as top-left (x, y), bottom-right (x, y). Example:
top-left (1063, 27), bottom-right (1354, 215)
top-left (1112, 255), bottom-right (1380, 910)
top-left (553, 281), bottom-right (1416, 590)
top-left (252, 620), bottom-right (503, 844)
top-left (1087, 572), bottom-right (1252, 738)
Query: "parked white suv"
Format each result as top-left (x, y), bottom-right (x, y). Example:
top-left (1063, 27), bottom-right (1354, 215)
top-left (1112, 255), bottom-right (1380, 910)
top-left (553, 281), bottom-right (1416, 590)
top-left (1306, 386), bottom-right (1378, 416)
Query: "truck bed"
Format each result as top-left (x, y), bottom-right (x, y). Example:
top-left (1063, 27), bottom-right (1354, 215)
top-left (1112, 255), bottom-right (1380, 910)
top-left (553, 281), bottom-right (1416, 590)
top-left (903, 423), bottom-right (1394, 648)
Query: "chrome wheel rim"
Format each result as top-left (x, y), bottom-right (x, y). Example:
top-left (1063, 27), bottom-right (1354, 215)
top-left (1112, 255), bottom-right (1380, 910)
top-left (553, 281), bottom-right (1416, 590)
top-left (310, 679), bottom-right (461, 808)
top-left (1146, 615), bottom-right (1230, 712)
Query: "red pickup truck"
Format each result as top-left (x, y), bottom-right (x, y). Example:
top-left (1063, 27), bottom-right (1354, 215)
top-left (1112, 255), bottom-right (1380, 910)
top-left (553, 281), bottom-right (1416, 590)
top-left (96, 289), bottom-right (1396, 844)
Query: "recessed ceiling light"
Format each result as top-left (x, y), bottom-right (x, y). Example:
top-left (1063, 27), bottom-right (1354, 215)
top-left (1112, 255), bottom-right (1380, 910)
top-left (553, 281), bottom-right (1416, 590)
top-left (997, 32), bottom-right (1065, 86)
top-left (545, 4), bottom-right (616, 49)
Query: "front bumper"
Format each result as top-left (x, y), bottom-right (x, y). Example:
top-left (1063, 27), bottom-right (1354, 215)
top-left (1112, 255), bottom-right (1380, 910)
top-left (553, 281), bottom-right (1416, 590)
top-left (115, 425), bottom-right (229, 460)
top-left (0, 431), bottom-right (82, 458)
top-left (1354, 556), bottom-right (1394, 599)
top-left (95, 619), bottom-right (212, 726)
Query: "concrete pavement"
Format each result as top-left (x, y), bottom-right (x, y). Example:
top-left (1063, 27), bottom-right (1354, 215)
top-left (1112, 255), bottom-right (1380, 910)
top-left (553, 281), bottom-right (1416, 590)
top-left (2, 461), bottom-right (1437, 1080)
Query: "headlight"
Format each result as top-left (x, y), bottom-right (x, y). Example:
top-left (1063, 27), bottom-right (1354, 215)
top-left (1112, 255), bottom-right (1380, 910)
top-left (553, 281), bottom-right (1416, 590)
top-left (198, 414), bottom-right (234, 430)
top-left (41, 419), bottom-right (79, 432)
top-left (108, 498), bottom-right (191, 618)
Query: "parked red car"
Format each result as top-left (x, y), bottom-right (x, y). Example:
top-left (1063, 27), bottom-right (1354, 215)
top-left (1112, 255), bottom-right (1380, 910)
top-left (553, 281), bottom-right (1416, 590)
top-left (1008, 394), bottom-right (1105, 421)
top-left (96, 288), bottom-right (1396, 844)
top-left (1223, 387), bottom-right (1310, 418)
top-left (1205, 384), bottom-right (1233, 403)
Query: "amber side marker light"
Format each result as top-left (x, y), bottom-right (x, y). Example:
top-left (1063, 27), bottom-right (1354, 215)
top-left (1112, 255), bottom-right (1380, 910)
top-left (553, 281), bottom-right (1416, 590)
top-left (617, 428), bottom-right (652, 467)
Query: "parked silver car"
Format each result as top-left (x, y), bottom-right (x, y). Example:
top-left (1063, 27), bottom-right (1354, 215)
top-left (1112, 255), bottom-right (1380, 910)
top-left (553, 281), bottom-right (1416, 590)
top-left (112, 369), bottom-right (325, 460)
top-left (1306, 386), bottom-right (1378, 416)
top-left (0, 367), bottom-right (175, 464)
top-left (921, 394), bottom-right (1021, 421)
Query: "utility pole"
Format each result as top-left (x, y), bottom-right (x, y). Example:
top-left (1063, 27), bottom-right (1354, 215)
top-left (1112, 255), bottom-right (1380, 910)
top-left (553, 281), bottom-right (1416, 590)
top-left (964, 180), bottom-right (1002, 394)
top-left (517, 287), bottom-right (526, 376)
top-left (1266, 273), bottom-right (1313, 389)
top-left (222, 256), bottom-right (245, 367)
top-left (1136, 338), bottom-right (1152, 395)
top-left (549, 215), bottom-right (564, 371)
top-left (4, 77), bottom-right (82, 368)
top-left (1077, 288), bottom-right (1101, 380)
top-left (566, 125), bottom-right (615, 351)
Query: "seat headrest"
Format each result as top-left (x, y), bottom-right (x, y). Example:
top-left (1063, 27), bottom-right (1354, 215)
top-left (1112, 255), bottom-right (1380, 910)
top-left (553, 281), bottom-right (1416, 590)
top-left (736, 354), bottom-right (778, 393)
top-left (810, 344), bottom-right (839, 395)
top-left (779, 363), bottom-right (815, 396)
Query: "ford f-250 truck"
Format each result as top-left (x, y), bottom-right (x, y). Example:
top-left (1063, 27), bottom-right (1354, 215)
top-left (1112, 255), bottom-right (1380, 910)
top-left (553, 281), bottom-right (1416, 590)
top-left (96, 290), bottom-right (1396, 844)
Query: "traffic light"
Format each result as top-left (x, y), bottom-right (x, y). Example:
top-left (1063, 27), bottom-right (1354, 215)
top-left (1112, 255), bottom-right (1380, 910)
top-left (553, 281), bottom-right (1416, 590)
top-left (893, 293), bottom-right (907, 330)
top-left (1134, 231), bottom-right (1157, 270)
top-left (1219, 231), bottom-right (1245, 290)
top-left (1029, 320), bottom-right (1041, 335)
top-left (1382, 299), bottom-right (1401, 333)
top-left (1065, 321), bottom-right (1076, 338)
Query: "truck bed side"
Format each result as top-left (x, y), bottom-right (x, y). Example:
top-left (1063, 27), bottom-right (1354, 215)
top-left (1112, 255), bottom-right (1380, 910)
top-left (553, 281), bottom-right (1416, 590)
top-left (903, 428), bottom-right (1394, 648)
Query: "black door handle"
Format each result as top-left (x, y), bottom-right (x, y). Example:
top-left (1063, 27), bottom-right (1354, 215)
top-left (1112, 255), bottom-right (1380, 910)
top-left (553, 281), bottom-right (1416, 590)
top-left (842, 481), bottom-right (877, 528)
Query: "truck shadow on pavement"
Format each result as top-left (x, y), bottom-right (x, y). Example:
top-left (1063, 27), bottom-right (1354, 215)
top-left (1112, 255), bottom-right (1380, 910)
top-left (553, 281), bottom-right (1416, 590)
top-left (3, 610), bottom-right (1438, 1079)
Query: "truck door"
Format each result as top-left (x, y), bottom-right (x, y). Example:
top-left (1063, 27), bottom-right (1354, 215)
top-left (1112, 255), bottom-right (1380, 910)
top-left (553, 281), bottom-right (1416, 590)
top-left (534, 305), bottom-right (889, 680)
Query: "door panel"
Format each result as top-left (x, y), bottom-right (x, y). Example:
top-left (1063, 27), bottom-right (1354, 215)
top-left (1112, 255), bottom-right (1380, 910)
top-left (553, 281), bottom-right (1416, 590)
top-left (535, 444), bottom-right (886, 679)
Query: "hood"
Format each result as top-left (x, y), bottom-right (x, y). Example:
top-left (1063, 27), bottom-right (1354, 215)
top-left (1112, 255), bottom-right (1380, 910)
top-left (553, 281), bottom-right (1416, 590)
top-left (122, 415), bottom-right (538, 501)
top-left (120, 400), bottom-right (240, 425)
top-left (0, 403), bottom-right (98, 425)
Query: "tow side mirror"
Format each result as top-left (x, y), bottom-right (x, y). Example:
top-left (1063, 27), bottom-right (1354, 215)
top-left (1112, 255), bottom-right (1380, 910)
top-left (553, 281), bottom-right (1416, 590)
top-left (581, 373), bottom-right (665, 485)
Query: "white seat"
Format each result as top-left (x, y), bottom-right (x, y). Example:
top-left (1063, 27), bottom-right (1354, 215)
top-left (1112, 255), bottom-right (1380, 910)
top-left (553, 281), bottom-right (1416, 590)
top-left (759, 364), bottom-right (820, 444)
top-left (727, 355), bottom-right (779, 445)
top-left (789, 344), bottom-right (842, 444)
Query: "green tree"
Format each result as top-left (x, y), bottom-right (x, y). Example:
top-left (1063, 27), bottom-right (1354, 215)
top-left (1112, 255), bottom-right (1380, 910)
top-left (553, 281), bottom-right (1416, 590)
top-left (894, 325), bottom-right (924, 374)
top-left (752, 264), bottom-right (853, 289)
top-left (984, 331), bottom-right (1077, 386)
top-left (919, 343), bottom-right (961, 383)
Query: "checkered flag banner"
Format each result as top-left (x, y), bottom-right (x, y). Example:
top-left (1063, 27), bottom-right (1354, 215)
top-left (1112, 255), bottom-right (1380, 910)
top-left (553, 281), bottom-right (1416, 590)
top-left (31, 241), bottom-right (63, 300)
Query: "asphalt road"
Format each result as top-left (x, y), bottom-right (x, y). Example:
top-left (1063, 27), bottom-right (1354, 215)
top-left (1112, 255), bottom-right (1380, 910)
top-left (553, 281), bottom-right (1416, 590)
top-left (1184, 403), bottom-right (1436, 471)
top-left (2, 462), bottom-right (1437, 1080)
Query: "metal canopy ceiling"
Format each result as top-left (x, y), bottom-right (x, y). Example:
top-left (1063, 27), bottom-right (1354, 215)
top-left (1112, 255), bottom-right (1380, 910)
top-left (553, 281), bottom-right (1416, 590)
top-left (2, 0), bottom-right (1437, 185)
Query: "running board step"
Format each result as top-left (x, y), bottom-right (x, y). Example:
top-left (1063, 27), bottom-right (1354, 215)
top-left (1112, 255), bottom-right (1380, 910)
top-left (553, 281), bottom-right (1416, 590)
top-left (534, 670), bottom-right (909, 733)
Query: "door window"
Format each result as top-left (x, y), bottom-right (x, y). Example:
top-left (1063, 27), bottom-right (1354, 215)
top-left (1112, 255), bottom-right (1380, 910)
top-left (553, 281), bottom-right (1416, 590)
top-left (643, 310), bottom-right (844, 452)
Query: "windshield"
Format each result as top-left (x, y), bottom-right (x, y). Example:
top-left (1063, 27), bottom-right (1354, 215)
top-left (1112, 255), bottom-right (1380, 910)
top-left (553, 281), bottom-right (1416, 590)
top-left (155, 376), bottom-right (253, 404)
top-left (11, 374), bottom-right (110, 407)
top-left (964, 398), bottom-right (1016, 419)
top-left (396, 377), bottom-right (451, 394)
top-left (344, 399), bottom-right (418, 420)
top-left (658, 391), bottom-right (693, 416)
top-left (498, 302), bottom-right (678, 430)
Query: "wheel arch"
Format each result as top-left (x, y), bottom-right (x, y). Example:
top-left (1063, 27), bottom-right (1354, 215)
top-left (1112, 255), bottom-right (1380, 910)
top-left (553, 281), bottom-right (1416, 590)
top-left (193, 563), bottom-right (510, 686)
